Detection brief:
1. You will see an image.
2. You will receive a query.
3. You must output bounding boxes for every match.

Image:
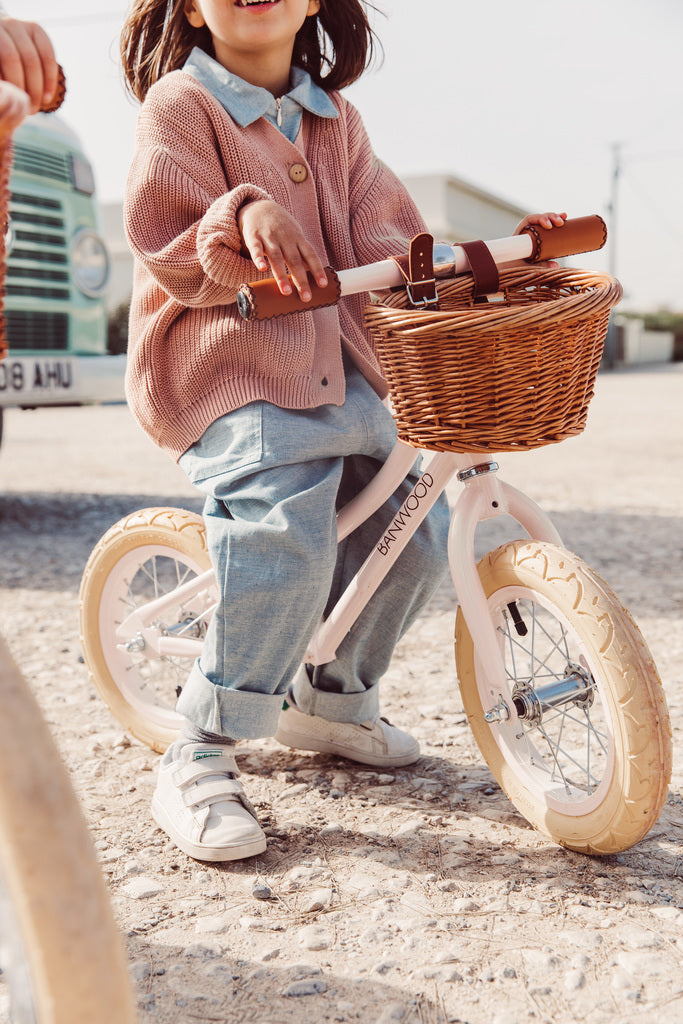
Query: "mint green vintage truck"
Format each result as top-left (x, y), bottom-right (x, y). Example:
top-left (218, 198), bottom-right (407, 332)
top-left (0, 111), bottom-right (124, 443)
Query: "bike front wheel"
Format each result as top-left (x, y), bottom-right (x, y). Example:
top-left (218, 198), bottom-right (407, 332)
top-left (0, 636), bottom-right (137, 1023)
top-left (79, 507), bottom-right (215, 752)
top-left (454, 540), bottom-right (672, 854)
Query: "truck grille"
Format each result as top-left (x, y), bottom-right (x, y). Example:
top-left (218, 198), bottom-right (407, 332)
top-left (12, 143), bottom-right (72, 186)
top-left (6, 191), bottom-right (71, 304)
top-left (4, 311), bottom-right (69, 351)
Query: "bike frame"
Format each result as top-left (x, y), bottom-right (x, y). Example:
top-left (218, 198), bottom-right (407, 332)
top-left (114, 438), bottom-right (561, 698)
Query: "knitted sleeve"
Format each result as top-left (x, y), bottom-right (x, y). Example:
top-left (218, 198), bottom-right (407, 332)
top-left (344, 101), bottom-right (427, 266)
top-left (124, 79), bottom-right (271, 307)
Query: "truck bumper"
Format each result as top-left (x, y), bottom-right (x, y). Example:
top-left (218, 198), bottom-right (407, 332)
top-left (0, 354), bottom-right (126, 408)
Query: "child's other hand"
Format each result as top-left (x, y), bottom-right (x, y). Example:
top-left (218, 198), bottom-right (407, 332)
top-left (237, 199), bottom-right (328, 302)
top-left (513, 212), bottom-right (568, 268)
top-left (0, 17), bottom-right (58, 115)
top-left (0, 80), bottom-right (30, 141)
top-left (514, 211), bottom-right (568, 234)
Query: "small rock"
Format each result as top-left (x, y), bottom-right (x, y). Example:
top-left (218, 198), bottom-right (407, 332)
top-left (300, 888), bottom-right (333, 914)
top-left (620, 925), bottom-right (663, 949)
top-left (616, 950), bottom-right (666, 977)
top-left (252, 880), bottom-right (273, 901)
top-left (372, 960), bottom-right (397, 976)
top-left (451, 898), bottom-right (480, 913)
top-left (121, 876), bottom-right (163, 899)
top-left (376, 1003), bottom-right (407, 1023)
top-left (276, 782), bottom-right (309, 803)
top-left (122, 858), bottom-right (144, 878)
top-left (195, 914), bottom-right (228, 935)
top-left (298, 924), bottom-right (332, 951)
top-left (320, 822), bottom-right (343, 836)
top-left (182, 941), bottom-right (221, 959)
top-left (564, 968), bottom-right (586, 992)
top-left (259, 947), bottom-right (281, 962)
top-left (283, 978), bottom-right (327, 997)
top-left (130, 961), bottom-right (152, 982)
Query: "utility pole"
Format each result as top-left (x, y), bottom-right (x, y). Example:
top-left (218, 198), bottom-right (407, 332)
top-left (608, 143), bottom-right (622, 277)
top-left (604, 143), bottom-right (622, 368)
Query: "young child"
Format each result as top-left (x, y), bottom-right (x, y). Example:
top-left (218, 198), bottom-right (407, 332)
top-left (121, 0), bottom-right (565, 864)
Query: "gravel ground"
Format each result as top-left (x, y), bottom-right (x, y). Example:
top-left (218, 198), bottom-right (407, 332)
top-left (0, 363), bottom-right (682, 1024)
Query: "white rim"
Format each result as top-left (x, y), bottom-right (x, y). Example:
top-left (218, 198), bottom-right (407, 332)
top-left (474, 584), bottom-right (616, 816)
top-left (95, 544), bottom-right (215, 730)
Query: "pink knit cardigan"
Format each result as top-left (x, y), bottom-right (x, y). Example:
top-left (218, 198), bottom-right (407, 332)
top-left (124, 71), bottom-right (426, 459)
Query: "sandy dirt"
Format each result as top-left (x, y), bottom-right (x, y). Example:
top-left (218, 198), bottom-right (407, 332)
top-left (0, 363), bottom-right (682, 1024)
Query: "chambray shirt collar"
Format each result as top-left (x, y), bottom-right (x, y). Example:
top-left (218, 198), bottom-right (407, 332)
top-left (182, 46), bottom-right (338, 143)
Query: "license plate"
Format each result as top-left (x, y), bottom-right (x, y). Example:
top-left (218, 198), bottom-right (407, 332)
top-left (0, 357), bottom-right (76, 398)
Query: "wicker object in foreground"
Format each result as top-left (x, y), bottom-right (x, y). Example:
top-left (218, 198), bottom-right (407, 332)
top-left (365, 267), bottom-right (623, 453)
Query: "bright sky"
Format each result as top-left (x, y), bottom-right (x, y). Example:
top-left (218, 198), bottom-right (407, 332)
top-left (16, 0), bottom-right (683, 311)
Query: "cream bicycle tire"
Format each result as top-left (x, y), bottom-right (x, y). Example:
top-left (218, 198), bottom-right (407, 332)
top-left (79, 507), bottom-right (213, 753)
top-left (0, 636), bottom-right (137, 1023)
top-left (454, 540), bottom-right (672, 854)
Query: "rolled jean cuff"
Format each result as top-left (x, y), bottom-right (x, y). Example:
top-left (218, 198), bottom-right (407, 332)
top-left (290, 668), bottom-right (380, 724)
top-left (176, 661), bottom-right (285, 740)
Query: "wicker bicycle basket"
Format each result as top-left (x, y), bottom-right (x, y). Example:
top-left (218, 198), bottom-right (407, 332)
top-left (364, 267), bottom-right (623, 453)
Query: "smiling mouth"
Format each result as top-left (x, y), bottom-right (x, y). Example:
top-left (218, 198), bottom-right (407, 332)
top-left (235, 0), bottom-right (281, 6)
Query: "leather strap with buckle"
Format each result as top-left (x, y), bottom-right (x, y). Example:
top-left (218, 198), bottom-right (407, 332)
top-left (390, 233), bottom-right (439, 309)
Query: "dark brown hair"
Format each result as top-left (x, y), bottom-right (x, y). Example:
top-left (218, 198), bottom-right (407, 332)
top-left (120, 0), bottom-right (381, 103)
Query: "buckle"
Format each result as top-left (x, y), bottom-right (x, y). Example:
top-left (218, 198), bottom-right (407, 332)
top-left (406, 280), bottom-right (438, 308)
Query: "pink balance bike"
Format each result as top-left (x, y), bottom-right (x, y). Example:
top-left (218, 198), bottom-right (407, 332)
top-left (79, 215), bottom-right (672, 856)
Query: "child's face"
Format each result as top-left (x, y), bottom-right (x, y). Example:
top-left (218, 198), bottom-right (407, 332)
top-left (184, 0), bottom-right (320, 79)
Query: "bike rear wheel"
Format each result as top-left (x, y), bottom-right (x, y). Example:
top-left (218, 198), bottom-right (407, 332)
top-left (79, 507), bottom-right (214, 753)
top-left (454, 540), bottom-right (672, 854)
top-left (0, 636), bottom-right (137, 1023)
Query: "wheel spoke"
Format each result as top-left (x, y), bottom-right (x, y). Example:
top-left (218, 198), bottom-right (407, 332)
top-left (494, 593), bottom-right (610, 801)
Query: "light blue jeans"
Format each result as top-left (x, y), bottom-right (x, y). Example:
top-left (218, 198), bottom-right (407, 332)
top-left (176, 363), bottom-right (450, 740)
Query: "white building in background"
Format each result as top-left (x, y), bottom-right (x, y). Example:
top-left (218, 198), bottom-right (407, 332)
top-left (402, 173), bottom-right (528, 244)
top-left (101, 172), bottom-right (530, 313)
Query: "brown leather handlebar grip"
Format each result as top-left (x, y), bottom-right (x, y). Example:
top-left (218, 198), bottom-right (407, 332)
top-left (237, 268), bottom-right (341, 322)
top-left (521, 214), bottom-right (607, 263)
top-left (40, 64), bottom-right (67, 113)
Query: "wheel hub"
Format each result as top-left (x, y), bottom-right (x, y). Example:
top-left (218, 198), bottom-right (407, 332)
top-left (511, 664), bottom-right (595, 724)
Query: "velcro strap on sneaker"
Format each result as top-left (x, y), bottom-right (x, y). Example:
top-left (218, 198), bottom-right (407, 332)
top-left (182, 777), bottom-right (245, 811)
top-left (172, 755), bottom-right (239, 788)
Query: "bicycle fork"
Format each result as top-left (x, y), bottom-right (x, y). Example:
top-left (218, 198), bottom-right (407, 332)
top-left (446, 457), bottom-right (593, 724)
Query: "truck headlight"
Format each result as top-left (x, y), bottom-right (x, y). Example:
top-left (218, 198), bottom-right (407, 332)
top-left (70, 154), bottom-right (96, 196)
top-left (71, 228), bottom-right (110, 298)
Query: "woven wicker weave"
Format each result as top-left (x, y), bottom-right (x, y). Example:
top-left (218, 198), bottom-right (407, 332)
top-left (364, 266), bottom-right (622, 453)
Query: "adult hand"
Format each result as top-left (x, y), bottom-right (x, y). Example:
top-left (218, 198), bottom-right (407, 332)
top-left (0, 80), bottom-right (30, 141)
top-left (237, 199), bottom-right (328, 302)
top-left (0, 17), bottom-right (58, 114)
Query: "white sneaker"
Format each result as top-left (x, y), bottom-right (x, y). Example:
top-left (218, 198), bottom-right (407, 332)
top-left (274, 703), bottom-right (420, 767)
top-left (151, 742), bottom-right (266, 862)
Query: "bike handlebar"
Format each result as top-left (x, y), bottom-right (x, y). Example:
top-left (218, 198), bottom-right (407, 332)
top-left (237, 214), bottom-right (607, 322)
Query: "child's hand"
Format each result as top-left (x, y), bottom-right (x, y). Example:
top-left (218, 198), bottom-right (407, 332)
top-left (513, 211), bottom-right (568, 268)
top-left (0, 17), bottom-right (58, 115)
top-left (0, 80), bottom-right (30, 141)
top-left (514, 211), bottom-right (568, 234)
top-left (237, 199), bottom-right (328, 302)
